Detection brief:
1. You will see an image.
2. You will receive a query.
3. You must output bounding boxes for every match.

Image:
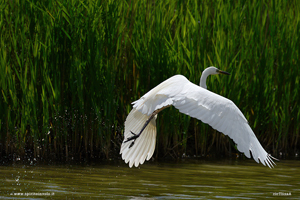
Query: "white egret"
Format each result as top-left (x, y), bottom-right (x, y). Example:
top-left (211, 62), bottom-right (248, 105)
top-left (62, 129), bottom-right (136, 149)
top-left (120, 66), bottom-right (276, 168)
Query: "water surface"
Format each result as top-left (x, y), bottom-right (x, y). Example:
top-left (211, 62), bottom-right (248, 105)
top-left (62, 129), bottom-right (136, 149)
top-left (0, 159), bottom-right (299, 199)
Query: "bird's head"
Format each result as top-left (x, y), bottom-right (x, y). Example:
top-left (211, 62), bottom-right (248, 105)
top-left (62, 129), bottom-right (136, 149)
top-left (200, 66), bottom-right (230, 88)
top-left (205, 66), bottom-right (231, 76)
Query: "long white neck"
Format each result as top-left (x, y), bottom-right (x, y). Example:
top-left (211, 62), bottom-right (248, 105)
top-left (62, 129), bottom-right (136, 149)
top-left (200, 68), bottom-right (214, 89)
top-left (200, 74), bottom-right (209, 89)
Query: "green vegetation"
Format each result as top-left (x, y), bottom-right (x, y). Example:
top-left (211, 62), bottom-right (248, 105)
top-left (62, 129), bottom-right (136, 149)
top-left (0, 0), bottom-right (299, 162)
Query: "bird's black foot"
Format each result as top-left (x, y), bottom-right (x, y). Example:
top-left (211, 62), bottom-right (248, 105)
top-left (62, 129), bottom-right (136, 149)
top-left (124, 131), bottom-right (140, 148)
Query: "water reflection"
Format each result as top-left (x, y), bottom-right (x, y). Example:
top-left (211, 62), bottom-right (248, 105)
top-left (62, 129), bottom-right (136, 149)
top-left (0, 159), bottom-right (299, 199)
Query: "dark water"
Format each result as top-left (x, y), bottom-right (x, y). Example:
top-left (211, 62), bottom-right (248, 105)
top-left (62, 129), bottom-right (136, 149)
top-left (0, 159), bottom-right (299, 199)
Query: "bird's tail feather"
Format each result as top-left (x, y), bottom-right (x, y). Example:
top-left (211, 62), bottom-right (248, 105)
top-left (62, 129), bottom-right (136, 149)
top-left (120, 108), bottom-right (157, 168)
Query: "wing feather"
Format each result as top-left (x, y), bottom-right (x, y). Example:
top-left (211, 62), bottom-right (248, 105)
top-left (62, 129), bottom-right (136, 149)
top-left (120, 108), bottom-right (157, 168)
top-left (172, 81), bottom-right (274, 167)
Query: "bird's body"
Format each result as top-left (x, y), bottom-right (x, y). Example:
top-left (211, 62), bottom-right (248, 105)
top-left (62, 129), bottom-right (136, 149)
top-left (120, 67), bottom-right (276, 168)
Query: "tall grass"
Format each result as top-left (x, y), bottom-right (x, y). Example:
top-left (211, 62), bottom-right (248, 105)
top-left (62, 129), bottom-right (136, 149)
top-left (0, 0), bottom-right (299, 162)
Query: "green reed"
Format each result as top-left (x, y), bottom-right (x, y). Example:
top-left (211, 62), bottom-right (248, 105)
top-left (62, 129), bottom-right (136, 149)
top-left (0, 0), bottom-right (299, 162)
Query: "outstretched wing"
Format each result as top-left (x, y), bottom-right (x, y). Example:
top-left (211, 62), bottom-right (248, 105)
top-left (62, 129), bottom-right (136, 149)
top-left (172, 80), bottom-right (275, 168)
top-left (121, 75), bottom-right (275, 168)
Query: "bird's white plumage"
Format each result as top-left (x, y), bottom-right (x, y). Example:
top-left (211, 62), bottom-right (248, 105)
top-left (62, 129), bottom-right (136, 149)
top-left (120, 108), bottom-right (157, 167)
top-left (120, 72), bottom-right (275, 168)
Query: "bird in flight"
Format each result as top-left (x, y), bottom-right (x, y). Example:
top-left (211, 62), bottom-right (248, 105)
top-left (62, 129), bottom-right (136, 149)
top-left (120, 66), bottom-right (276, 168)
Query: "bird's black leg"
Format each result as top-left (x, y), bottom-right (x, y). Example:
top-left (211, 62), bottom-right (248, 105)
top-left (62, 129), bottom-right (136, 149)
top-left (124, 115), bottom-right (155, 148)
top-left (124, 105), bottom-right (171, 148)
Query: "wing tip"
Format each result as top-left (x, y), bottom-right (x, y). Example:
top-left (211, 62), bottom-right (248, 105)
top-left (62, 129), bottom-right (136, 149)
top-left (260, 154), bottom-right (278, 169)
top-left (121, 110), bottom-right (157, 168)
